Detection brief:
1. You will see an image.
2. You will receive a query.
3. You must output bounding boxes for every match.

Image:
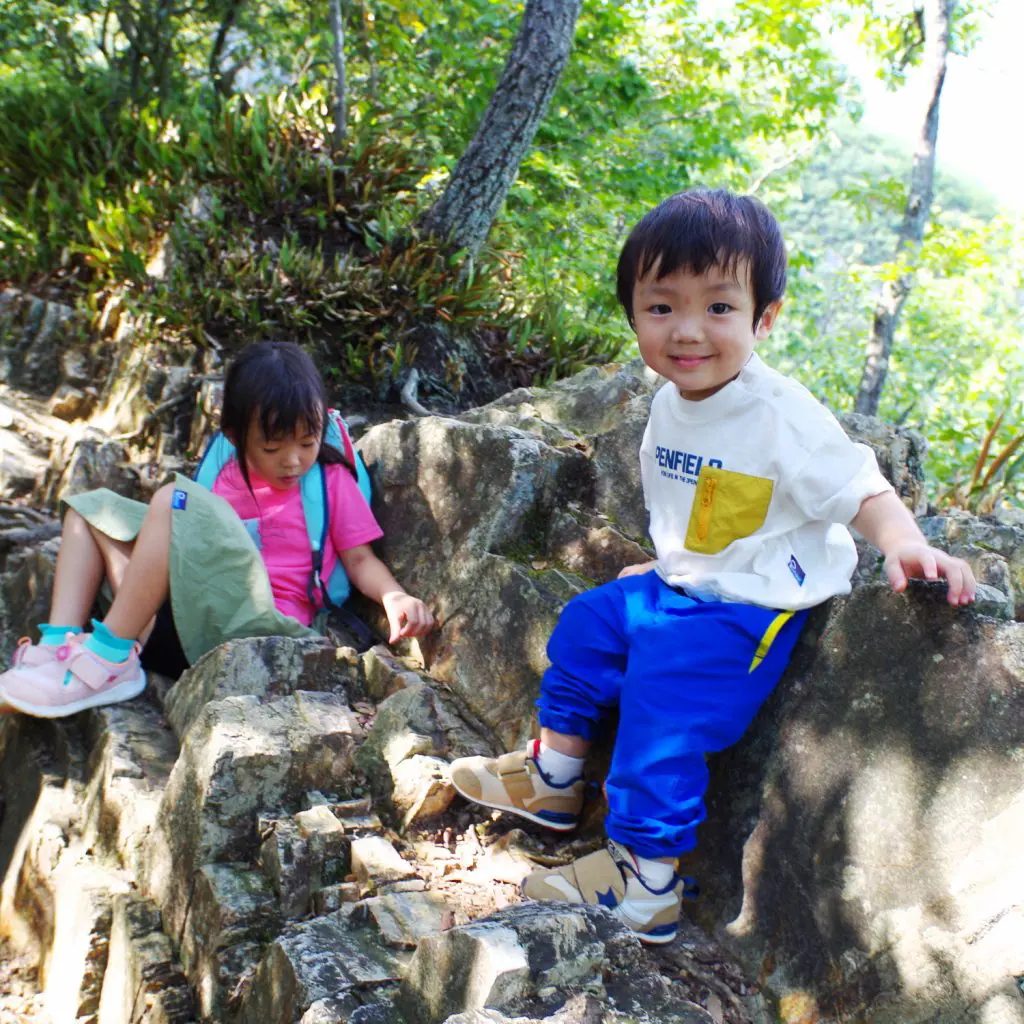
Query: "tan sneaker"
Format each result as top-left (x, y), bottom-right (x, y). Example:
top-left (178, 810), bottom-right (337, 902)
top-left (522, 840), bottom-right (692, 945)
top-left (450, 744), bottom-right (584, 831)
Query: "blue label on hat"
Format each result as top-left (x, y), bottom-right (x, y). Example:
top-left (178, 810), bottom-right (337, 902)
top-left (171, 489), bottom-right (188, 511)
top-left (788, 555), bottom-right (805, 585)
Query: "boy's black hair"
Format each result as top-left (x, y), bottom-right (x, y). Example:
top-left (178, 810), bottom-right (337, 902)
top-left (221, 340), bottom-right (352, 488)
top-left (616, 188), bottom-right (787, 330)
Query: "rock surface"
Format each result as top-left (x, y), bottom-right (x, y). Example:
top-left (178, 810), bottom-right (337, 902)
top-left (1, 329), bottom-right (1021, 1024)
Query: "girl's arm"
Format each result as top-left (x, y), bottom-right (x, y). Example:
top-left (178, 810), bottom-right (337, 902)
top-left (338, 544), bottom-right (435, 642)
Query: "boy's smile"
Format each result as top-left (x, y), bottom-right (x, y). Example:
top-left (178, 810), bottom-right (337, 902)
top-left (632, 263), bottom-right (779, 401)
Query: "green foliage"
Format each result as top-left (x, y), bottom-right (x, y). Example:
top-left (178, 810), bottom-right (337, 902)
top-left (0, 0), bottom-right (1020, 507)
top-left (846, 0), bottom-right (992, 89)
top-left (0, 73), bottom-right (186, 278)
top-left (761, 122), bottom-right (1024, 508)
top-left (937, 412), bottom-right (1024, 514)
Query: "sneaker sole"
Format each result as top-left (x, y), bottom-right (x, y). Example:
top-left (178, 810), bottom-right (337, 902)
top-left (518, 879), bottom-right (678, 944)
top-left (1, 671), bottom-right (147, 719)
top-left (633, 924), bottom-right (677, 945)
top-left (451, 775), bottom-right (578, 832)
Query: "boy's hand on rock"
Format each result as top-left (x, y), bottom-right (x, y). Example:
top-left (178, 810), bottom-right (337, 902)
top-left (883, 543), bottom-right (977, 607)
top-left (618, 559), bottom-right (658, 579)
top-left (382, 591), bottom-right (435, 643)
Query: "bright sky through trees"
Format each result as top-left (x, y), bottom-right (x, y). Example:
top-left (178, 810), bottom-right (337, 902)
top-left (846, 0), bottom-right (1024, 209)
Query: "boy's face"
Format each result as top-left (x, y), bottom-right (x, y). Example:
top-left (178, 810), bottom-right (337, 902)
top-left (632, 261), bottom-right (779, 401)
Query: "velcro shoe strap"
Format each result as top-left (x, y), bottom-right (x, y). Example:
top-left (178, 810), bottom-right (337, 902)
top-left (569, 848), bottom-right (626, 905)
top-left (67, 650), bottom-right (117, 691)
top-left (495, 750), bottom-right (535, 805)
top-left (496, 750), bottom-right (530, 778)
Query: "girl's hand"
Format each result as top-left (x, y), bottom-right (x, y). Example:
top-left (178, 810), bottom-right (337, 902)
top-left (381, 591), bottom-right (435, 643)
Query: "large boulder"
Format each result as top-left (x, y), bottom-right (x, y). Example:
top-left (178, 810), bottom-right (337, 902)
top-left (144, 690), bottom-right (364, 1015)
top-left (357, 415), bottom-right (593, 749)
top-left (0, 290), bottom-right (85, 397)
top-left (399, 902), bottom-right (713, 1024)
top-left (359, 363), bottom-right (944, 754)
top-left (692, 582), bottom-right (1024, 1022)
top-left (1, 355), bottom-right (1021, 1024)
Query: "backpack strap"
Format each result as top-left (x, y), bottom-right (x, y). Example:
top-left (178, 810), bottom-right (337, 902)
top-left (193, 433), bottom-right (236, 488)
top-left (300, 462), bottom-right (330, 609)
top-left (304, 459), bottom-right (377, 651)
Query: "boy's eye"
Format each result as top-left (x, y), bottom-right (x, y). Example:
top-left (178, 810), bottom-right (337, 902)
top-left (301, 441), bottom-right (317, 449)
top-left (709, 302), bottom-right (732, 315)
top-left (649, 304), bottom-right (671, 315)
top-left (263, 447), bottom-right (280, 454)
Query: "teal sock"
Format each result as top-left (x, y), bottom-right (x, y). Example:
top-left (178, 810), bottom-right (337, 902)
top-left (83, 619), bottom-right (135, 663)
top-left (38, 623), bottom-right (84, 646)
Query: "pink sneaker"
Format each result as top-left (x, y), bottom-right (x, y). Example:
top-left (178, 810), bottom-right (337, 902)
top-left (0, 640), bottom-right (146, 718)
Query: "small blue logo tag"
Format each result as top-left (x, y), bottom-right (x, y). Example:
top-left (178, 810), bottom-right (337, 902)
top-left (171, 489), bottom-right (188, 511)
top-left (788, 555), bottom-right (806, 586)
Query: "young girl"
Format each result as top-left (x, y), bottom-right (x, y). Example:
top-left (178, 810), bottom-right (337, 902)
top-left (0, 341), bottom-right (433, 718)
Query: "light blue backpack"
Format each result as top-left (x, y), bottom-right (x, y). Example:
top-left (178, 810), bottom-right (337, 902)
top-left (193, 408), bottom-right (372, 612)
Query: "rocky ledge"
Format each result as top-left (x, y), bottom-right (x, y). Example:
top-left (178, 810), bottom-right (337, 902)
top-left (1, 302), bottom-right (1022, 1023)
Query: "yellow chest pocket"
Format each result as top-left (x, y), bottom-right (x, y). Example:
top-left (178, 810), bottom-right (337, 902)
top-left (684, 466), bottom-right (774, 555)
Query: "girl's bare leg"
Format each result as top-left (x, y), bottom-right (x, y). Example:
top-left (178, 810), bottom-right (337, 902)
top-left (102, 484), bottom-right (174, 642)
top-left (48, 509), bottom-right (133, 628)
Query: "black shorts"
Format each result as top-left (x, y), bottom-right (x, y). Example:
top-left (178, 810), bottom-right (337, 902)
top-left (140, 600), bottom-right (189, 679)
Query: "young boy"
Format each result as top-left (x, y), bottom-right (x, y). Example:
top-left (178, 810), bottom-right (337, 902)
top-left (450, 188), bottom-right (976, 944)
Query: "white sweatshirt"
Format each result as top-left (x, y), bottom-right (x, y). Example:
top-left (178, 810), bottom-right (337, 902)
top-left (640, 353), bottom-right (892, 610)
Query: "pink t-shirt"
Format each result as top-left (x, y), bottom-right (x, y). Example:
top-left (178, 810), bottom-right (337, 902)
top-left (213, 458), bottom-right (384, 625)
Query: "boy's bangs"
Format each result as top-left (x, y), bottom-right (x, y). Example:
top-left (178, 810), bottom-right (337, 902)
top-left (637, 214), bottom-right (751, 285)
top-left (617, 189), bottom-right (786, 328)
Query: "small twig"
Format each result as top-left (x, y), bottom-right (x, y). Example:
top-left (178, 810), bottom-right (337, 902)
top-left (0, 523), bottom-right (61, 543)
top-left (0, 503), bottom-right (52, 524)
top-left (201, 330), bottom-right (224, 354)
top-left (110, 391), bottom-right (194, 442)
top-left (400, 368), bottom-right (432, 417)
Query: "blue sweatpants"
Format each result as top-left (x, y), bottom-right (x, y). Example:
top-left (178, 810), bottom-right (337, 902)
top-left (537, 571), bottom-right (808, 859)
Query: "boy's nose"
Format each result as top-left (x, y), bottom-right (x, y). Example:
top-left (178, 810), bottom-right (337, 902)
top-left (670, 317), bottom-right (702, 343)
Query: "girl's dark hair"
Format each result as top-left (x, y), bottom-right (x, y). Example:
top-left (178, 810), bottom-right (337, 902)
top-left (616, 188), bottom-right (787, 330)
top-left (221, 341), bottom-right (352, 487)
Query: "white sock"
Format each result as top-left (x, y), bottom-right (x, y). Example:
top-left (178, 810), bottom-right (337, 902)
top-left (615, 843), bottom-right (676, 893)
top-left (530, 739), bottom-right (584, 785)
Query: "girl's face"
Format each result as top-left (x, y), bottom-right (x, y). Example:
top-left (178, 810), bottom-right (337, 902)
top-left (242, 414), bottom-right (321, 490)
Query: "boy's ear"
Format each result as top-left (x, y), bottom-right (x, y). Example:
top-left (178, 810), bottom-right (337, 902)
top-left (755, 300), bottom-right (783, 339)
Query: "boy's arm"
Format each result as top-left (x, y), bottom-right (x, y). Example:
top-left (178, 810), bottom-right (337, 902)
top-left (618, 559), bottom-right (658, 579)
top-left (851, 490), bottom-right (976, 606)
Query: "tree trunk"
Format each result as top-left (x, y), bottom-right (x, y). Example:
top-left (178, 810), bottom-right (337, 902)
top-left (209, 0), bottom-right (246, 99)
top-left (853, 0), bottom-right (954, 417)
top-left (418, 0), bottom-right (582, 255)
top-left (329, 0), bottom-right (346, 151)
